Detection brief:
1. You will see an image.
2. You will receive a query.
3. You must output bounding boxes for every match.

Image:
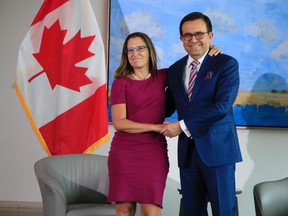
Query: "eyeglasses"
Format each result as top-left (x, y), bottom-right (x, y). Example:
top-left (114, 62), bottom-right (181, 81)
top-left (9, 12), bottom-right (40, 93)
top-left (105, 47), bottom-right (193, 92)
top-left (181, 32), bottom-right (209, 41)
top-left (126, 45), bottom-right (147, 54)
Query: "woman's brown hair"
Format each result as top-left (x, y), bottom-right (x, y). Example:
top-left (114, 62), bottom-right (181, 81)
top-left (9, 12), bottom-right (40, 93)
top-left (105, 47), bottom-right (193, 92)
top-left (114, 32), bottom-right (159, 78)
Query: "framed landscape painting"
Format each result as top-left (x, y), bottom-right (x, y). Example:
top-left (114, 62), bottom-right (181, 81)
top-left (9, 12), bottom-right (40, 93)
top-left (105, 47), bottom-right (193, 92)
top-left (108, 0), bottom-right (288, 127)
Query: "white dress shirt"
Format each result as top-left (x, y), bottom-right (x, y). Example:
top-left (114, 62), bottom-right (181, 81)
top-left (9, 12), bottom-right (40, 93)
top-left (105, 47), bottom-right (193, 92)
top-left (179, 51), bottom-right (208, 138)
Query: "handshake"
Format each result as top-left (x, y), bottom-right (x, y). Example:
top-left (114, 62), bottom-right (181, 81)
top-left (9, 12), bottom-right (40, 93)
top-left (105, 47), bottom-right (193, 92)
top-left (157, 121), bottom-right (182, 138)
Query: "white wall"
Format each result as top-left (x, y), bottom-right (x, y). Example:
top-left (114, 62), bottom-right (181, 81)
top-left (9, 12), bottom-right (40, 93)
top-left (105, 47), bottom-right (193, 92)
top-left (0, 1), bottom-right (287, 215)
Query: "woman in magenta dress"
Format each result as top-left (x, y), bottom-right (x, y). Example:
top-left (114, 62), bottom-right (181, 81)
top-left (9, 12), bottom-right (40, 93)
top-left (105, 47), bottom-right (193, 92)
top-left (107, 32), bottom-right (221, 216)
top-left (107, 32), bottom-right (169, 216)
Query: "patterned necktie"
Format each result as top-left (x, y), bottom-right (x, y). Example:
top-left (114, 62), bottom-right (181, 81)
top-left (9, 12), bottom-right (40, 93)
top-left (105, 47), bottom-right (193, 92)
top-left (187, 60), bottom-right (199, 101)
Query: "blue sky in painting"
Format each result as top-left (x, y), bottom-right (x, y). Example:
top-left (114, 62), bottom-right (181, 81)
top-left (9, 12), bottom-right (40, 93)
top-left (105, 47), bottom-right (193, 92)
top-left (109, 0), bottom-right (288, 92)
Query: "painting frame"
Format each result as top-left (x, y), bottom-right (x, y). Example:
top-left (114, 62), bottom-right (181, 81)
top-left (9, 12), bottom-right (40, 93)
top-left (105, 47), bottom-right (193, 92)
top-left (107, 0), bottom-right (288, 128)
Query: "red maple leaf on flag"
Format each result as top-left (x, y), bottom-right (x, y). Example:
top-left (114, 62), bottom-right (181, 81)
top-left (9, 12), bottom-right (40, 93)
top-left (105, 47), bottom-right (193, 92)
top-left (29, 20), bottom-right (95, 92)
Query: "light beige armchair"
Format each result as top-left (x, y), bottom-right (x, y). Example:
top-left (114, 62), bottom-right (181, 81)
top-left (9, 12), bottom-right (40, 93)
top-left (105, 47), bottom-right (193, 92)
top-left (34, 154), bottom-right (115, 216)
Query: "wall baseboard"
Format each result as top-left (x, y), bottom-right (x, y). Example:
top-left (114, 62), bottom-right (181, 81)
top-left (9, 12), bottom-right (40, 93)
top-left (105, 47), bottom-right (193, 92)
top-left (0, 201), bottom-right (42, 209)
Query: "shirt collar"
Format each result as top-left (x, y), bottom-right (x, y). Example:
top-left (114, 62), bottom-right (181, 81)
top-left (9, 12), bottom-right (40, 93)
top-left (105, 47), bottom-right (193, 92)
top-left (187, 49), bottom-right (209, 67)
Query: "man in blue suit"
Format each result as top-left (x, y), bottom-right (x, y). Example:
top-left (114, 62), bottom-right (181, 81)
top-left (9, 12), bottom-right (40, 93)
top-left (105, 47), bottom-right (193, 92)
top-left (161, 12), bottom-right (242, 216)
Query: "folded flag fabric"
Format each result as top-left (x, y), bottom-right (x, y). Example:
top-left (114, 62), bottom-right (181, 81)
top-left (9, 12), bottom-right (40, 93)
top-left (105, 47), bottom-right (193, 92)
top-left (15, 0), bottom-right (109, 155)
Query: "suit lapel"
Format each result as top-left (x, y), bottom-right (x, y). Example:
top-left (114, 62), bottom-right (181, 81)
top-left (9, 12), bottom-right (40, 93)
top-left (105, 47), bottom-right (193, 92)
top-left (176, 56), bottom-right (190, 103)
top-left (189, 55), bottom-right (214, 103)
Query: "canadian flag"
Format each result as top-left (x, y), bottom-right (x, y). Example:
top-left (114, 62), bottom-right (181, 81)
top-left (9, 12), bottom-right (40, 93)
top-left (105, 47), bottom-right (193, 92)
top-left (15, 0), bottom-right (109, 155)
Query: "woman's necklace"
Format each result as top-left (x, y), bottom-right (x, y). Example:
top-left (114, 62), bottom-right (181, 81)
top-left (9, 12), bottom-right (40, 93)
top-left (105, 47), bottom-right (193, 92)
top-left (132, 73), bottom-right (151, 80)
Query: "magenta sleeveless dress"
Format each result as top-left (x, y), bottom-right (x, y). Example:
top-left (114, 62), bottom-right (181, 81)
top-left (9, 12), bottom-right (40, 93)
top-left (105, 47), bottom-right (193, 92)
top-left (107, 69), bottom-right (169, 208)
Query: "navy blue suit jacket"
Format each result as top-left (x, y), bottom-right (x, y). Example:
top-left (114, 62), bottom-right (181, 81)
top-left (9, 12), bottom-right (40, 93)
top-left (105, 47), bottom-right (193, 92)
top-left (167, 52), bottom-right (242, 167)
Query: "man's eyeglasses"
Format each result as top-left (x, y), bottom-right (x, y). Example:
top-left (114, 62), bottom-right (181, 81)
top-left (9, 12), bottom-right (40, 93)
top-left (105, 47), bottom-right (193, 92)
top-left (181, 32), bottom-right (209, 41)
top-left (126, 45), bottom-right (147, 54)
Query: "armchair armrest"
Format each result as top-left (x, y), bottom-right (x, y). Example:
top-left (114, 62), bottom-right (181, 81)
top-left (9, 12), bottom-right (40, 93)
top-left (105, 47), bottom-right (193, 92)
top-left (37, 176), bottom-right (67, 216)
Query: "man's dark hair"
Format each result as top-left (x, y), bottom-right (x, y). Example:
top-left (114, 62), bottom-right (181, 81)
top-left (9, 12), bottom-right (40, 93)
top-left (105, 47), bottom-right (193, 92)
top-left (179, 12), bottom-right (213, 36)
